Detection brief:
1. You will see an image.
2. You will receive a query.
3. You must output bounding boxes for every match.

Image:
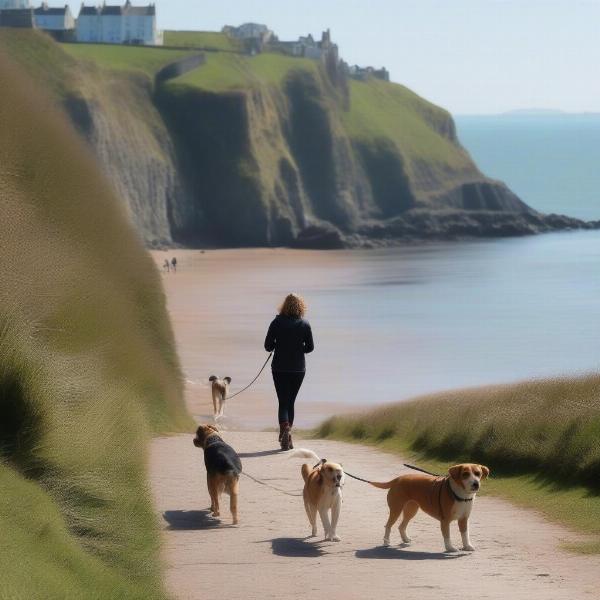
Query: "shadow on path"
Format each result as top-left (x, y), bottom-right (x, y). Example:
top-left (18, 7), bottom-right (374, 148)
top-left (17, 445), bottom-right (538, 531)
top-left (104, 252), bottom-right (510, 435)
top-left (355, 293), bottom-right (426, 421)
top-left (355, 545), bottom-right (465, 560)
top-left (266, 537), bottom-right (326, 558)
top-left (163, 510), bottom-right (232, 531)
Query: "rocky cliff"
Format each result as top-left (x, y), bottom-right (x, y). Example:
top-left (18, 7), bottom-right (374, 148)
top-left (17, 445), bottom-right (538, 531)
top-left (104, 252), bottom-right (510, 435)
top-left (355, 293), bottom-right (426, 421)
top-left (1, 31), bottom-right (595, 248)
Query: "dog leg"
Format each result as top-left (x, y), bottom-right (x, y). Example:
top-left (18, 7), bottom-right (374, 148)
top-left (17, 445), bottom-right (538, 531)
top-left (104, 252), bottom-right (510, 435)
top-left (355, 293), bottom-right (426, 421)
top-left (208, 476), bottom-right (220, 518)
top-left (441, 519), bottom-right (458, 552)
top-left (383, 505), bottom-right (402, 547)
top-left (459, 517), bottom-right (474, 551)
top-left (212, 390), bottom-right (218, 420)
top-left (329, 499), bottom-right (341, 542)
top-left (229, 477), bottom-right (239, 525)
top-left (399, 500), bottom-right (418, 544)
top-left (304, 498), bottom-right (317, 537)
top-left (319, 507), bottom-right (333, 541)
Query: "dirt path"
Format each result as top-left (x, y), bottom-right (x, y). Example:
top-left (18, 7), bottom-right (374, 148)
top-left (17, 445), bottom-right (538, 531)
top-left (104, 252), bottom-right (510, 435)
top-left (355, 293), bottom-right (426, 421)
top-left (150, 431), bottom-right (600, 600)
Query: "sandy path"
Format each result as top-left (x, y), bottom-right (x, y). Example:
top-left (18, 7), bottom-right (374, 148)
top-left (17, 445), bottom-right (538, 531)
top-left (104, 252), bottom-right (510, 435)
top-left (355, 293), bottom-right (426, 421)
top-left (151, 431), bottom-right (600, 600)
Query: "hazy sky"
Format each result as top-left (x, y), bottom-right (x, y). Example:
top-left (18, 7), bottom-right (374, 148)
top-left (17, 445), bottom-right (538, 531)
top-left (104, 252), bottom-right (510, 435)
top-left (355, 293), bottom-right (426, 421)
top-left (152, 0), bottom-right (600, 115)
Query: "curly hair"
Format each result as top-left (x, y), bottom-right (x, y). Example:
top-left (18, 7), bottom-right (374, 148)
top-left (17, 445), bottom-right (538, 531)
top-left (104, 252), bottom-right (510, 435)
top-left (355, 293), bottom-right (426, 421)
top-left (279, 293), bottom-right (306, 319)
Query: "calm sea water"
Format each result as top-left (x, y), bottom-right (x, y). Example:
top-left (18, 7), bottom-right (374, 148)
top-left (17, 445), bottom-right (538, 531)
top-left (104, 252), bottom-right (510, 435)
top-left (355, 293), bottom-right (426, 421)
top-left (455, 114), bottom-right (600, 220)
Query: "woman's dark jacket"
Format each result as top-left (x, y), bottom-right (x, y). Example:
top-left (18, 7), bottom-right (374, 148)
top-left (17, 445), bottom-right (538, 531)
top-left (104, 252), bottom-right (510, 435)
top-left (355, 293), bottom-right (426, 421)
top-left (264, 315), bottom-right (314, 372)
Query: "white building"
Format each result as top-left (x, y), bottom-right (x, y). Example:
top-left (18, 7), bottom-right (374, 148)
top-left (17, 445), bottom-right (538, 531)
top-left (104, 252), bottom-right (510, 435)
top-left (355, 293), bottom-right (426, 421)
top-left (76, 1), bottom-right (162, 45)
top-left (34, 3), bottom-right (74, 31)
top-left (0, 0), bottom-right (31, 8)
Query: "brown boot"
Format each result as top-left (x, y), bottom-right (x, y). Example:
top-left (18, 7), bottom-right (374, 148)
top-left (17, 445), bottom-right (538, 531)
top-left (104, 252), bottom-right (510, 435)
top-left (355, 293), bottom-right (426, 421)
top-left (280, 422), bottom-right (291, 451)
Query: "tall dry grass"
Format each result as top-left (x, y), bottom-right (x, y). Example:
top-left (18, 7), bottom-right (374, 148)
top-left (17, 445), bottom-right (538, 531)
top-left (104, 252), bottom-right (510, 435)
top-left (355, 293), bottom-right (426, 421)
top-left (0, 53), bottom-right (191, 598)
top-left (317, 375), bottom-right (600, 489)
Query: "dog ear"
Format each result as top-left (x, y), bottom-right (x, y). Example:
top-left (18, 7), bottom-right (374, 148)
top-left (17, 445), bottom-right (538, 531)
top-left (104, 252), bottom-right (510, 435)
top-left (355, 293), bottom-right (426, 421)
top-left (223, 377), bottom-right (232, 384)
top-left (448, 465), bottom-right (463, 482)
top-left (209, 375), bottom-right (217, 382)
top-left (480, 465), bottom-right (490, 480)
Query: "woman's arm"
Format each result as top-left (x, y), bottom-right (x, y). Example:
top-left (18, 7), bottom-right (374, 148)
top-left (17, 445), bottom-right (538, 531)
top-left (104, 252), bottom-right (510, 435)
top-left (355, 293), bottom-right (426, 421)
top-left (264, 319), bottom-right (277, 352)
top-left (303, 323), bottom-right (314, 354)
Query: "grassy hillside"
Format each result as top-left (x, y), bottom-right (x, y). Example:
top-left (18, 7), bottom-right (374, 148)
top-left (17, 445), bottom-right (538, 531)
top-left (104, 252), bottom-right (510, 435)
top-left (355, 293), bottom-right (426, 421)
top-left (62, 43), bottom-right (195, 76)
top-left (0, 51), bottom-right (191, 599)
top-left (1, 30), bottom-right (555, 249)
top-left (164, 30), bottom-right (241, 51)
top-left (316, 374), bottom-right (600, 552)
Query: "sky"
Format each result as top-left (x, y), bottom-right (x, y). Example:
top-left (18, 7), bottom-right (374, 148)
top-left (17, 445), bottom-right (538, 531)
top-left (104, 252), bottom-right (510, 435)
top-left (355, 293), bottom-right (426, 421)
top-left (152, 0), bottom-right (600, 115)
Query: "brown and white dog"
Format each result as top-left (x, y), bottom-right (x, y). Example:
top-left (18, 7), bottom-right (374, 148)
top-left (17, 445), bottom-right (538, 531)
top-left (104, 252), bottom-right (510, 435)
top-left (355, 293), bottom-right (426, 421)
top-left (193, 424), bottom-right (242, 524)
top-left (290, 449), bottom-right (345, 542)
top-left (370, 463), bottom-right (490, 552)
top-left (208, 375), bottom-right (231, 421)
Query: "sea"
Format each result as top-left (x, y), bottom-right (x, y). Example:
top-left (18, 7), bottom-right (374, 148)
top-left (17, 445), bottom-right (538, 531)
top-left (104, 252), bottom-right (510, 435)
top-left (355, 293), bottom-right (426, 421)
top-left (166, 114), bottom-right (600, 427)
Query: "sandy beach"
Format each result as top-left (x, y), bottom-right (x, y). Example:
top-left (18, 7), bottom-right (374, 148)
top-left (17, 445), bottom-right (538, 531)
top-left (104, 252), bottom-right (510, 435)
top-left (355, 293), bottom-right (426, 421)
top-left (150, 248), bottom-right (600, 600)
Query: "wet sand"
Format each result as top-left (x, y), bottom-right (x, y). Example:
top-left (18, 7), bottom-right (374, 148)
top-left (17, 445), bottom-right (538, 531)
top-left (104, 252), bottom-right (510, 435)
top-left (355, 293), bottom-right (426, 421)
top-left (152, 248), bottom-right (359, 429)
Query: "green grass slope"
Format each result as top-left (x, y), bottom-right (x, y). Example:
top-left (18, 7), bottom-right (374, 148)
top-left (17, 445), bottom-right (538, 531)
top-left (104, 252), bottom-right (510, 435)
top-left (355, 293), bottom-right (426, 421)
top-left (316, 374), bottom-right (600, 552)
top-left (0, 52), bottom-right (191, 599)
top-left (164, 30), bottom-right (241, 52)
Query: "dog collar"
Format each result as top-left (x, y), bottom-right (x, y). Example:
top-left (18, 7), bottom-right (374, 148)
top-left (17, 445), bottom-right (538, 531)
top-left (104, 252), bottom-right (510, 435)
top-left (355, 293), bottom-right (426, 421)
top-left (447, 478), bottom-right (474, 502)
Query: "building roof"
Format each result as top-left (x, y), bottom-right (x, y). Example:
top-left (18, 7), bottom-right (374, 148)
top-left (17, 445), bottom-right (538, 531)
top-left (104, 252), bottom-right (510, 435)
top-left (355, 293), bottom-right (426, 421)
top-left (79, 5), bottom-right (99, 16)
top-left (34, 4), bottom-right (70, 16)
top-left (78, 2), bottom-right (155, 18)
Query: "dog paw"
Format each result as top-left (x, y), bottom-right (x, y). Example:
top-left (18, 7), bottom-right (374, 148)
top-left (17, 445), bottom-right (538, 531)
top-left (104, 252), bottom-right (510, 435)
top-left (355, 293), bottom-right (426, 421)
top-left (444, 545), bottom-right (459, 553)
top-left (383, 538), bottom-right (390, 547)
top-left (212, 511), bottom-right (220, 518)
top-left (331, 535), bottom-right (341, 542)
top-left (400, 536), bottom-right (412, 544)
top-left (462, 544), bottom-right (475, 551)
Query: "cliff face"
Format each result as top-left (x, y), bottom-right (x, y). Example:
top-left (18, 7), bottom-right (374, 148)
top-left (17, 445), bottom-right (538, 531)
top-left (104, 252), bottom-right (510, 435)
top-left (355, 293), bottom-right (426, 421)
top-left (2, 31), bottom-right (595, 248)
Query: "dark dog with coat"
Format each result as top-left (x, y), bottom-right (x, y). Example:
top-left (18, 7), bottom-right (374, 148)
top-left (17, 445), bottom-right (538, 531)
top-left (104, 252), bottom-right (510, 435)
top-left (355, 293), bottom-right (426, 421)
top-left (193, 424), bottom-right (242, 524)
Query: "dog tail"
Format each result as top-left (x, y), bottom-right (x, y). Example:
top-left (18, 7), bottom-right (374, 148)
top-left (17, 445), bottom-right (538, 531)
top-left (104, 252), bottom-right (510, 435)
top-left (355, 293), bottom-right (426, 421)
top-left (368, 479), bottom-right (396, 490)
top-left (287, 448), bottom-right (320, 462)
top-left (301, 463), bottom-right (311, 483)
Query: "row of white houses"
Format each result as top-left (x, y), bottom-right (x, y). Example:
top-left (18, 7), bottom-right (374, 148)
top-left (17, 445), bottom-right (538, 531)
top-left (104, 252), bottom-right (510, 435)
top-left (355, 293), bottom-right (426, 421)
top-left (0, 1), bottom-right (161, 45)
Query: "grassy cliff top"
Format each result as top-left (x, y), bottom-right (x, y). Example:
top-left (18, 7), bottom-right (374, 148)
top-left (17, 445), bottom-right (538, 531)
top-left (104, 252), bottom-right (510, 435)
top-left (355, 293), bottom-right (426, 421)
top-left (62, 42), bottom-right (195, 75)
top-left (169, 50), bottom-right (319, 91)
top-left (164, 30), bottom-right (241, 51)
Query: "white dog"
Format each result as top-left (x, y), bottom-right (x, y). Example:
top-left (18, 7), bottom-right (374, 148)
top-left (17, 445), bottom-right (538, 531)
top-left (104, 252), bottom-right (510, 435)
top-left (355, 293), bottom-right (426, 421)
top-left (290, 449), bottom-right (345, 542)
top-left (208, 375), bottom-right (231, 420)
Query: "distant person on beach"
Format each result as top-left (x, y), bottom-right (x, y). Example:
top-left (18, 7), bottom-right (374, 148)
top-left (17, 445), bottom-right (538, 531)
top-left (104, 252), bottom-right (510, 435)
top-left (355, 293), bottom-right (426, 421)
top-left (163, 258), bottom-right (170, 273)
top-left (264, 293), bottom-right (314, 450)
top-left (171, 257), bottom-right (177, 273)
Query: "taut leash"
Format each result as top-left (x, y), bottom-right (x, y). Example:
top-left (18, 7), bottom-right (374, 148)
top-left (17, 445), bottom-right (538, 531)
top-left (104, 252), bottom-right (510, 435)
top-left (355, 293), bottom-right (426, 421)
top-left (403, 463), bottom-right (441, 477)
top-left (226, 352), bottom-right (273, 400)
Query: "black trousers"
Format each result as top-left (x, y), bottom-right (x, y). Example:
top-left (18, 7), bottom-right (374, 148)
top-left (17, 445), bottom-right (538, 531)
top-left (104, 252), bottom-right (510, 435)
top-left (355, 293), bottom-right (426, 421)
top-left (272, 371), bottom-right (305, 425)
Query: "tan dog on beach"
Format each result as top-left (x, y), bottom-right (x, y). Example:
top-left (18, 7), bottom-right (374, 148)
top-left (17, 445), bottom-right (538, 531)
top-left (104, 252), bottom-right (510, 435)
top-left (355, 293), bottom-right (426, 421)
top-left (208, 375), bottom-right (231, 420)
top-left (370, 463), bottom-right (489, 552)
top-left (290, 449), bottom-right (345, 542)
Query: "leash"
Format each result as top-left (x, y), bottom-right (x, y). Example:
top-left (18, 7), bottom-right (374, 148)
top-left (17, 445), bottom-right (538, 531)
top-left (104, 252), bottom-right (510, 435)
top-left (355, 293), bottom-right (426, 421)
top-left (311, 458), bottom-right (371, 485)
top-left (241, 470), bottom-right (302, 497)
top-left (403, 463), bottom-right (441, 477)
top-left (226, 352), bottom-right (273, 400)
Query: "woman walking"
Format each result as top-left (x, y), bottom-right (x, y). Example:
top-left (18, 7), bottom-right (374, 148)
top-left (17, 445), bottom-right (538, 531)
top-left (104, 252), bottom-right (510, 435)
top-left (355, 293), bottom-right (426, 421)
top-left (264, 293), bottom-right (314, 450)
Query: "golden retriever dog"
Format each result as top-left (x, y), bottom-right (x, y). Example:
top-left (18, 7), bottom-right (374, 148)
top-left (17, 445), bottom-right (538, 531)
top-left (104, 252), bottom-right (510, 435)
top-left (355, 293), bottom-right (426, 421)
top-left (193, 424), bottom-right (242, 524)
top-left (290, 449), bottom-right (345, 542)
top-left (370, 463), bottom-right (489, 552)
top-left (208, 375), bottom-right (231, 420)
